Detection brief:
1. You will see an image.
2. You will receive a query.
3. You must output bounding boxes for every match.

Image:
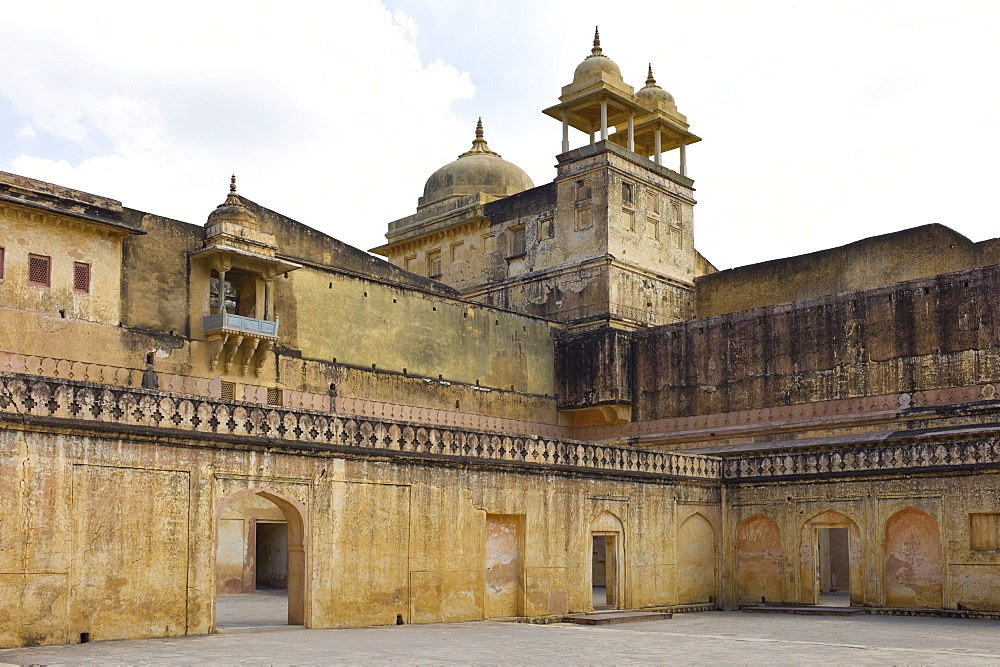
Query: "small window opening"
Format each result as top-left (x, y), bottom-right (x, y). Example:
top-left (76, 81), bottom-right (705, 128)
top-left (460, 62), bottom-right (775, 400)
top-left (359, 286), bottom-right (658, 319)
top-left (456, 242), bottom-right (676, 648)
top-left (28, 254), bottom-right (51, 287)
top-left (220, 381), bottom-right (236, 401)
top-left (622, 182), bottom-right (634, 205)
top-left (59, 309), bottom-right (66, 318)
top-left (266, 387), bottom-right (282, 406)
top-left (396, 614), bottom-right (404, 625)
top-left (80, 632), bottom-right (91, 643)
top-left (509, 226), bottom-right (526, 257)
top-left (73, 262), bottom-right (91, 293)
top-left (455, 400), bottom-right (460, 409)
top-left (438, 374), bottom-right (443, 380)
top-left (427, 250), bottom-right (442, 278)
top-left (146, 352), bottom-right (155, 365)
top-left (329, 282), bottom-right (332, 288)
top-left (0, 246), bottom-right (5, 280)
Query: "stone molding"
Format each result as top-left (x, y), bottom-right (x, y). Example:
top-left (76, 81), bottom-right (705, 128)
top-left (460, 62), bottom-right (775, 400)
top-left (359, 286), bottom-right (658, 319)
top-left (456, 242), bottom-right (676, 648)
top-left (0, 373), bottom-right (720, 482)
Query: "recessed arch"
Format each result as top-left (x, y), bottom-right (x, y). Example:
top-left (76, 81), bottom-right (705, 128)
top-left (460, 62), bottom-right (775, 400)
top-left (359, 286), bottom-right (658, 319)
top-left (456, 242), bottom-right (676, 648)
top-left (678, 513), bottom-right (716, 605)
top-left (884, 507), bottom-right (943, 608)
top-left (736, 514), bottom-right (782, 604)
top-left (215, 487), bottom-right (308, 628)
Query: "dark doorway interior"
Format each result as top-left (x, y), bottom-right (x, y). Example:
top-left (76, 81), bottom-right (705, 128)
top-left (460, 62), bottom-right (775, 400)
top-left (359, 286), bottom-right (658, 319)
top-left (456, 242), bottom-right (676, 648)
top-left (255, 522), bottom-right (289, 590)
top-left (818, 527), bottom-right (849, 606)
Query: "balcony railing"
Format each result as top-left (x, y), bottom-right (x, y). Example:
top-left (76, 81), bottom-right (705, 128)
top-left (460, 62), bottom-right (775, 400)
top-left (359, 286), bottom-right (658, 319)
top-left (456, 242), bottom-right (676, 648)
top-left (203, 311), bottom-right (279, 338)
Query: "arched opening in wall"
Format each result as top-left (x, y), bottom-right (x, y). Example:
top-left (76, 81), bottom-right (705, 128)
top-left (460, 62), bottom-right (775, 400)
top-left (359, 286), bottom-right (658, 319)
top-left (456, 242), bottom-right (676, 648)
top-left (799, 510), bottom-right (862, 607)
top-left (214, 489), bottom-right (307, 630)
top-left (883, 507), bottom-right (943, 609)
top-left (590, 510), bottom-right (625, 610)
top-left (736, 515), bottom-right (783, 604)
top-left (677, 513), bottom-right (716, 606)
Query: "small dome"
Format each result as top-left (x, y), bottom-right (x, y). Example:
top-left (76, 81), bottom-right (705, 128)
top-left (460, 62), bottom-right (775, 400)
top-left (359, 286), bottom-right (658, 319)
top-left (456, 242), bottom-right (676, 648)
top-left (207, 175), bottom-right (258, 227)
top-left (572, 28), bottom-right (622, 84)
top-left (636, 65), bottom-right (676, 111)
top-left (421, 120), bottom-right (534, 206)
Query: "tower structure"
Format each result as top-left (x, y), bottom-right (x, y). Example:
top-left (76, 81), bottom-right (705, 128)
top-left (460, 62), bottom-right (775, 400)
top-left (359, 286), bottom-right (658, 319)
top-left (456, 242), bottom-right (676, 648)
top-left (374, 30), bottom-right (715, 331)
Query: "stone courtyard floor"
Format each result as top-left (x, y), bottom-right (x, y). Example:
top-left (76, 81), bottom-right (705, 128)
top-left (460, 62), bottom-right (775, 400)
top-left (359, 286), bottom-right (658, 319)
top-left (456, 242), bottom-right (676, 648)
top-left (3, 611), bottom-right (1000, 664)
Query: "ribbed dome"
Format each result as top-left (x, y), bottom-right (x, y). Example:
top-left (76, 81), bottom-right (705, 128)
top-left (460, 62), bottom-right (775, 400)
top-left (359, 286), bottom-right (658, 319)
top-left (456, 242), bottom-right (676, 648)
top-left (207, 175), bottom-right (258, 227)
top-left (421, 120), bottom-right (533, 206)
top-left (636, 65), bottom-right (677, 112)
top-left (572, 28), bottom-right (623, 84)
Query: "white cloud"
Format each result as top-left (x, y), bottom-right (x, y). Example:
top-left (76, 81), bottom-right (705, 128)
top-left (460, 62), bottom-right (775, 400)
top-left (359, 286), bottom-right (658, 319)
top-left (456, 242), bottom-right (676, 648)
top-left (0, 1), bottom-right (475, 250)
top-left (15, 124), bottom-right (36, 138)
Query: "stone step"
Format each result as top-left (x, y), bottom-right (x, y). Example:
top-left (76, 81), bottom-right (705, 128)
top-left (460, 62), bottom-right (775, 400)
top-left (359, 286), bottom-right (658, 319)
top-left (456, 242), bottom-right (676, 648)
top-left (563, 610), bottom-right (673, 625)
top-left (743, 605), bottom-right (866, 616)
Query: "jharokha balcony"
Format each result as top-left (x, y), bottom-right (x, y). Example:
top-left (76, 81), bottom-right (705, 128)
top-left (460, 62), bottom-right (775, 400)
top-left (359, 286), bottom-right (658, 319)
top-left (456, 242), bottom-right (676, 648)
top-left (203, 311), bottom-right (279, 376)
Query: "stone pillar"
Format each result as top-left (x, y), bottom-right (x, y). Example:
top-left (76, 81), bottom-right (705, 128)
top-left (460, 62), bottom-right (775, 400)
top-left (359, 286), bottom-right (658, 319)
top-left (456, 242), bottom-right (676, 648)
top-left (680, 143), bottom-right (687, 176)
top-left (562, 112), bottom-right (570, 153)
top-left (654, 130), bottom-right (662, 166)
top-left (627, 114), bottom-right (634, 152)
top-left (600, 100), bottom-right (608, 141)
top-left (216, 268), bottom-right (227, 314)
top-left (264, 278), bottom-right (274, 320)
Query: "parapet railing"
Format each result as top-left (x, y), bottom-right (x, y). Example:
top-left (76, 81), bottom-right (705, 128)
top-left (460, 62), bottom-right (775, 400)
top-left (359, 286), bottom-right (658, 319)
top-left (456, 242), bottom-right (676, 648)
top-left (202, 312), bottom-right (279, 338)
top-left (0, 373), bottom-right (721, 482)
top-left (722, 438), bottom-right (1000, 481)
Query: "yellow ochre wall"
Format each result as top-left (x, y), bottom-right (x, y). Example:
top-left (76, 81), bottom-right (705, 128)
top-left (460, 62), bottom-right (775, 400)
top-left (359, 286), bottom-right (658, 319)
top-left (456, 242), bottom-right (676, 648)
top-left (0, 427), bottom-right (718, 647)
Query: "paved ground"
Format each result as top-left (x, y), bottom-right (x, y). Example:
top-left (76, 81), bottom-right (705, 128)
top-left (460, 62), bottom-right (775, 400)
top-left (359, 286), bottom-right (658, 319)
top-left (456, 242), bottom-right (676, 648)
top-left (4, 611), bottom-right (1000, 665)
top-left (217, 590), bottom-right (289, 629)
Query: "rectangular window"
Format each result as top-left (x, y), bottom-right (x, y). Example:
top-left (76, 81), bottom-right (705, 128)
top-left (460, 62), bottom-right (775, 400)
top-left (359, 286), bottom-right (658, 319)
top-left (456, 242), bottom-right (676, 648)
top-left (427, 249), bottom-right (442, 278)
top-left (483, 233), bottom-right (497, 255)
top-left (220, 381), bottom-right (237, 401)
top-left (28, 254), bottom-right (51, 287)
top-left (538, 216), bottom-right (554, 240)
top-left (404, 254), bottom-right (417, 272)
top-left (672, 201), bottom-right (682, 223)
top-left (509, 226), bottom-right (526, 257)
top-left (970, 513), bottom-right (1000, 550)
top-left (575, 179), bottom-right (591, 201)
top-left (575, 207), bottom-right (592, 231)
top-left (73, 262), bottom-right (91, 293)
top-left (450, 241), bottom-right (464, 262)
top-left (624, 210), bottom-right (635, 231)
top-left (266, 387), bottom-right (283, 406)
top-left (622, 182), bottom-right (634, 206)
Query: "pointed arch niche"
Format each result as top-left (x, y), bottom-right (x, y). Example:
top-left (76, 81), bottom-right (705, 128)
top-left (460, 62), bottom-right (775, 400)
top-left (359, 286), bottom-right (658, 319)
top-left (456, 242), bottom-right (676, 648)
top-left (798, 510), bottom-right (862, 606)
top-left (677, 513), bottom-right (716, 605)
top-left (736, 514), bottom-right (783, 604)
top-left (590, 510), bottom-right (625, 610)
top-left (883, 507), bottom-right (943, 608)
top-left (214, 487), bottom-right (308, 629)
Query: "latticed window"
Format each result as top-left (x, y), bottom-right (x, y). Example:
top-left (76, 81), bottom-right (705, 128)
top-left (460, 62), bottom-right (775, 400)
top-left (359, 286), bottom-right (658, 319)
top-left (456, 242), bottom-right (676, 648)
top-left (73, 262), bottom-right (91, 293)
top-left (220, 381), bottom-right (236, 401)
top-left (266, 387), bottom-right (282, 406)
top-left (28, 254), bottom-right (50, 287)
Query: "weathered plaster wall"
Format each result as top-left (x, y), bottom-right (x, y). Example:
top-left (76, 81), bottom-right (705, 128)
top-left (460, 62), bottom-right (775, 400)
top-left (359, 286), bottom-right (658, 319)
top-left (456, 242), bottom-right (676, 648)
top-left (0, 202), bottom-right (127, 326)
top-left (0, 425), bottom-right (718, 648)
top-left (631, 265), bottom-right (1000, 420)
top-left (724, 473), bottom-right (1000, 611)
top-left (696, 224), bottom-right (1000, 317)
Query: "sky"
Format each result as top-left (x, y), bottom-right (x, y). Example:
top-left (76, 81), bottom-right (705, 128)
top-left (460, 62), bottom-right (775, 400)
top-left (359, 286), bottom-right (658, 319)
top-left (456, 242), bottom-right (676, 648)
top-left (1, 0), bottom-right (998, 270)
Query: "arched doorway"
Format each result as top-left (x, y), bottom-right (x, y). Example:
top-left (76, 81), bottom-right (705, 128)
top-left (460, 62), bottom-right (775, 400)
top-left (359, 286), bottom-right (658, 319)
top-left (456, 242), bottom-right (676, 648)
top-left (677, 513), bottom-right (716, 605)
top-left (736, 514), bottom-right (782, 604)
top-left (884, 508), bottom-right (943, 608)
top-left (590, 510), bottom-right (625, 610)
top-left (214, 488), bottom-right (306, 630)
top-left (799, 510), bottom-right (862, 606)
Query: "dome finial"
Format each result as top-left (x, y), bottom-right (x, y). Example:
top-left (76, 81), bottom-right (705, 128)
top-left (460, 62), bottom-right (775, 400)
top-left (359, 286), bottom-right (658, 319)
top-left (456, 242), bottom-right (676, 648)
top-left (460, 117), bottom-right (500, 158)
top-left (229, 174), bottom-right (237, 194)
top-left (590, 26), bottom-right (603, 57)
top-left (646, 63), bottom-right (656, 87)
